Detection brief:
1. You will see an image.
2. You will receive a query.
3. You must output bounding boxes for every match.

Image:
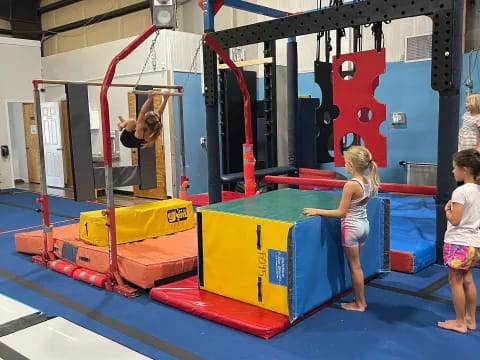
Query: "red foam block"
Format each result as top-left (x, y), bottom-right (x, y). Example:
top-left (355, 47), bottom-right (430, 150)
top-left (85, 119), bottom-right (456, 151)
top-left (187, 191), bottom-right (245, 206)
top-left (390, 250), bottom-right (414, 273)
top-left (149, 276), bottom-right (290, 339)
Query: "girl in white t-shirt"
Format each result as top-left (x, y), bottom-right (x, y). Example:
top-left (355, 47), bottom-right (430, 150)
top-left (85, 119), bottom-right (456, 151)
top-left (438, 149), bottom-right (480, 334)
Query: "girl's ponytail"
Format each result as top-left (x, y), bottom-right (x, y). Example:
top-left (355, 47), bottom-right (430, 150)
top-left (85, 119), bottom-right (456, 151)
top-left (369, 159), bottom-right (380, 195)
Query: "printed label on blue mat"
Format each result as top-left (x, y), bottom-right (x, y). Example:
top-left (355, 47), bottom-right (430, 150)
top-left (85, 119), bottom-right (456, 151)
top-left (268, 249), bottom-right (288, 286)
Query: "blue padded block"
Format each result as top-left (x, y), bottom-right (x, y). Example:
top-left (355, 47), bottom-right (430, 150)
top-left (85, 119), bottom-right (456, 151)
top-left (290, 198), bottom-right (388, 320)
top-left (382, 194), bottom-right (436, 273)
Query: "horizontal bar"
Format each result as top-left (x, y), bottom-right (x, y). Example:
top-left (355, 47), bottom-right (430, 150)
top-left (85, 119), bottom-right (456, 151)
top-left (211, 0), bottom-right (453, 48)
top-left (218, 57), bottom-right (273, 69)
top-left (264, 176), bottom-right (437, 196)
top-left (132, 90), bottom-right (183, 97)
top-left (399, 161), bottom-right (437, 166)
top-left (32, 79), bottom-right (182, 89)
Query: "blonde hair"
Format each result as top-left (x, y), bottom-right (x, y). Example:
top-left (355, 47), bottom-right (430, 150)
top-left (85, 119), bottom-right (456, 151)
top-left (345, 145), bottom-right (380, 194)
top-left (467, 93), bottom-right (480, 115)
top-left (142, 111), bottom-right (162, 147)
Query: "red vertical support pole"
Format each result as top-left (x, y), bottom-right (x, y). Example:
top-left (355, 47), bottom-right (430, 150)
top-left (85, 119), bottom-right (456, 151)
top-left (177, 87), bottom-right (190, 200)
top-left (203, 34), bottom-right (256, 196)
top-left (99, 24), bottom-right (157, 296)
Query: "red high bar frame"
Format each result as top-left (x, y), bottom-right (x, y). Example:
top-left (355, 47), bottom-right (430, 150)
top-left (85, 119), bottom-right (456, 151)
top-left (203, 33), bottom-right (256, 197)
top-left (99, 24), bottom-right (160, 297)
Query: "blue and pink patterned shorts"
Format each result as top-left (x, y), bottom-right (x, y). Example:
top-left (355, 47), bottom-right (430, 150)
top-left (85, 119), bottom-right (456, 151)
top-left (443, 243), bottom-right (480, 270)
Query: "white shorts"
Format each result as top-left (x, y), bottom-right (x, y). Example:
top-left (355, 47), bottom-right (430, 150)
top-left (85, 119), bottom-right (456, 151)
top-left (341, 219), bottom-right (369, 247)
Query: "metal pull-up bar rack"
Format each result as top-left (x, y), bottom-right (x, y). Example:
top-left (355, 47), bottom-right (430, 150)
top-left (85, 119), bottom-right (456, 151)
top-left (30, 24), bottom-right (189, 298)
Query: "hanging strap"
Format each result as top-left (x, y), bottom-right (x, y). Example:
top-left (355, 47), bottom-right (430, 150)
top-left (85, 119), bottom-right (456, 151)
top-left (134, 30), bottom-right (160, 89)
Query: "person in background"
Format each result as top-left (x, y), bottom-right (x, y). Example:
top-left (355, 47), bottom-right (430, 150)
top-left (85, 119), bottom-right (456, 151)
top-left (438, 149), bottom-right (480, 333)
top-left (458, 93), bottom-right (480, 152)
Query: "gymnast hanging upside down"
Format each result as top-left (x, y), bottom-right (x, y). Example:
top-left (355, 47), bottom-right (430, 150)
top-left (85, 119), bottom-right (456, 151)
top-left (118, 90), bottom-right (170, 148)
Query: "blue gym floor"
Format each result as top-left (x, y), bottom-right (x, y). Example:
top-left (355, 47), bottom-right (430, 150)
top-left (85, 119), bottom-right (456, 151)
top-left (0, 190), bottom-right (479, 360)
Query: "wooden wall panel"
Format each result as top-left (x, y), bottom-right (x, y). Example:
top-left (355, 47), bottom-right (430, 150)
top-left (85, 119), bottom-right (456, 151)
top-left (54, 2), bottom-right (85, 26)
top-left (22, 103), bottom-right (40, 184)
top-left (121, 9), bottom-right (151, 38)
top-left (40, 0), bottom-right (60, 6)
top-left (86, 18), bottom-right (121, 47)
top-left (84, 0), bottom-right (120, 18)
top-left (57, 28), bottom-right (87, 53)
top-left (41, 1), bottom-right (151, 56)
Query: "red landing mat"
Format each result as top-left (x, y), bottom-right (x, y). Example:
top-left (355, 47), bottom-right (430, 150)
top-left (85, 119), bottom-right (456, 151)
top-left (149, 276), bottom-right (290, 339)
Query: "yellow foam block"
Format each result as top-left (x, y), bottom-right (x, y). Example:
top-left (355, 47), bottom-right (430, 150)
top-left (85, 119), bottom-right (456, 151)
top-left (79, 199), bottom-right (194, 246)
top-left (200, 210), bottom-right (291, 316)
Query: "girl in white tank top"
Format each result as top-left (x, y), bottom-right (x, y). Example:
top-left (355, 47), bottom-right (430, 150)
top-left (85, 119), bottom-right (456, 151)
top-left (303, 146), bottom-right (379, 312)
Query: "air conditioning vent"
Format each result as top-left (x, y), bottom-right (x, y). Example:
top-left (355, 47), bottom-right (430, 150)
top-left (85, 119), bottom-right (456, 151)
top-left (405, 33), bottom-right (432, 62)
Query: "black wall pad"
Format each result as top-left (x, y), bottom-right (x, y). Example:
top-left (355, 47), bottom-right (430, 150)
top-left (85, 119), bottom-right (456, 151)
top-left (220, 70), bottom-right (257, 177)
top-left (314, 61), bottom-right (338, 163)
top-left (203, 44), bottom-right (222, 204)
top-left (135, 85), bottom-right (157, 190)
top-left (93, 166), bottom-right (141, 188)
top-left (255, 101), bottom-right (268, 169)
top-left (262, 40), bottom-right (277, 169)
top-left (286, 41), bottom-right (297, 167)
top-left (65, 83), bottom-right (95, 202)
top-left (295, 98), bottom-right (320, 169)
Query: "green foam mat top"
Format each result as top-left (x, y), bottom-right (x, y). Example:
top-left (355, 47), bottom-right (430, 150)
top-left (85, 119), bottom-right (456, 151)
top-left (198, 188), bottom-right (341, 223)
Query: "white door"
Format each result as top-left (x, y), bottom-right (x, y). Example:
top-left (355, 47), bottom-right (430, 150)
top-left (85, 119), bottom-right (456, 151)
top-left (41, 102), bottom-right (65, 188)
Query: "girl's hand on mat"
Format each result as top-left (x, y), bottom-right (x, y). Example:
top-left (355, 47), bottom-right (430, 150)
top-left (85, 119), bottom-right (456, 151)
top-left (303, 208), bottom-right (319, 216)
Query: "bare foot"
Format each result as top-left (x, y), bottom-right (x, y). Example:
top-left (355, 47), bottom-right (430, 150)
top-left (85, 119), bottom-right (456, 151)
top-left (465, 317), bottom-right (476, 330)
top-left (437, 320), bottom-right (468, 333)
top-left (341, 302), bottom-right (366, 312)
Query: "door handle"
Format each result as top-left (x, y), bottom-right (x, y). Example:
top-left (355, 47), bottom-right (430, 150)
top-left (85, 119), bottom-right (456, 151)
top-left (56, 148), bottom-right (64, 151)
